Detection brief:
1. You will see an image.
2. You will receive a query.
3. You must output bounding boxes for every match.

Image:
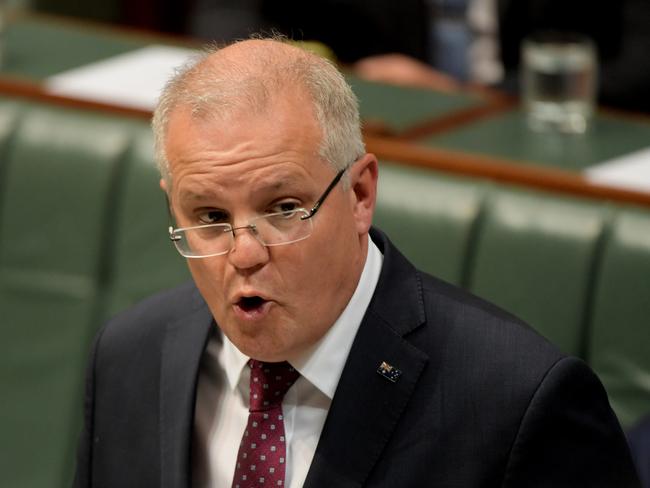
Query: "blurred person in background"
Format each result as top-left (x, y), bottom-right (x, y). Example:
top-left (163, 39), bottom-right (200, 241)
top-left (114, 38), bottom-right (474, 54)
top-left (183, 0), bottom-right (650, 112)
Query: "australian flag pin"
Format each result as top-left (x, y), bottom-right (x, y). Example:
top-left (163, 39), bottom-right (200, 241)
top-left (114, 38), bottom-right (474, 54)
top-left (377, 361), bottom-right (402, 383)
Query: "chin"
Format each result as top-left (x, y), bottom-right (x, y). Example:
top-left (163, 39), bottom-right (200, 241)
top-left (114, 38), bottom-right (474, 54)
top-left (236, 339), bottom-right (289, 363)
top-left (222, 323), bottom-right (284, 360)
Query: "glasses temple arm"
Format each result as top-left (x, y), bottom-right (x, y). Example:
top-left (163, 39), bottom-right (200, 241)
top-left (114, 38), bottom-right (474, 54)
top-left (164, 194), bottom-right (178, 239)
top-left (304, 167), bottom-right (347, 219)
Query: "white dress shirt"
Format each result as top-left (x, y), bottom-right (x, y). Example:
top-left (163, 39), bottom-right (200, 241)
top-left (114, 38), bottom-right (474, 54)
top-left (193, 241), bottom-right (383, 488)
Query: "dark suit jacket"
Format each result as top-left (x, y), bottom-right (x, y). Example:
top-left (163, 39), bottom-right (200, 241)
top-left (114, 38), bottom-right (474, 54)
top-left (628, 415), bottom-right (650, 487)
top-left (74, 229), bottom-right (640, 487)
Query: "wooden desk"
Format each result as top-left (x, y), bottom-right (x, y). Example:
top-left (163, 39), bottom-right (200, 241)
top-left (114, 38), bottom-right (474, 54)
top-left (423, 109), bottom-right (650, 171)
top-left (363, 107), bottom-right (650, 208)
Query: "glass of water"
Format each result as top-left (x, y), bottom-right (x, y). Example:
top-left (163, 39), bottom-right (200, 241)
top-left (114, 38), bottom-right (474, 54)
top-left (521, 32), bottom-right (597, 134)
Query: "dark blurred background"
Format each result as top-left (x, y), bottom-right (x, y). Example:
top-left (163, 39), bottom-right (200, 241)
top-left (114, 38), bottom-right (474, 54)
top-left (25, 0), bottom-right (650, 113)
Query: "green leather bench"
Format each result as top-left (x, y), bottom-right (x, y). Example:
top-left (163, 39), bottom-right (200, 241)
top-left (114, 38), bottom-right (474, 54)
top-left (1, 96), bottom-right (649, 487)
top-left (0, 98), bottom-right (189, 487)
top-left (376, 164), bottom-right (650, 431)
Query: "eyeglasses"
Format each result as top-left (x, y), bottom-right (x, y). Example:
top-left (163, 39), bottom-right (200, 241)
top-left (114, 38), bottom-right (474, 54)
top-left (168, 167), bottom-right (347, 258)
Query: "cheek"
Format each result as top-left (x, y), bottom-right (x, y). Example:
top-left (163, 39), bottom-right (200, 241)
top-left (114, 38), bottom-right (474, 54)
top-left (188, 260), bottom-right (226, 303)
top-left (290, 229), bottom-right (355, 293)
top-left (270, 243), bottom-right (327, 306)
top-left (273, 247), bottom-right (315, 295)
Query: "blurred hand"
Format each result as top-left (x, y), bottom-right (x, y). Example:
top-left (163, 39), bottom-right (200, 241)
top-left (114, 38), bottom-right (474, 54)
top-left (353, 53), bottom-right (460, 92)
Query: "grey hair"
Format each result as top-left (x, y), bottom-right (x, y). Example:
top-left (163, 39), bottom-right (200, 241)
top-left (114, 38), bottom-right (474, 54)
top-left (151, 38), bottom-right (365, 189)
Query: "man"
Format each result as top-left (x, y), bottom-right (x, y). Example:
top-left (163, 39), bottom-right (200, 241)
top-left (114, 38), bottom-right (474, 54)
top-left (73, 38), bottom-right (640, 487)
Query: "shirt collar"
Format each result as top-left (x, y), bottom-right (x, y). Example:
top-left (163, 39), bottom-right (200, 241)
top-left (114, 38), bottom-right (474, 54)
top-left (219, 240), bottom-right (384, 398)
top-left (289, 240), bottom-right (383, 399)
top-left (221, 333), bottom-right (250, 392)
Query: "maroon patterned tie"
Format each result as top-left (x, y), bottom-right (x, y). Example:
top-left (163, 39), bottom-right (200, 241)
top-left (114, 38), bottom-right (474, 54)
top-left (231, 360), bottom-right (300, 488)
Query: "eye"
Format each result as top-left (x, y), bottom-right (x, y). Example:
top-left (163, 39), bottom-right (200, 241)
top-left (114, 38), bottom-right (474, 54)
top-left (269, 200), bottom-right (301, 215)
top-left (197, 209), bottom-right (229, 225)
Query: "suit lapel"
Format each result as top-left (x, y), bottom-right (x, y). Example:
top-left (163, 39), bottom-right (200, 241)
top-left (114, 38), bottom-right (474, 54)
top-left (304, 230), bottom-right (429, 488)
top-left (159, 302), bottom-right (213, 488)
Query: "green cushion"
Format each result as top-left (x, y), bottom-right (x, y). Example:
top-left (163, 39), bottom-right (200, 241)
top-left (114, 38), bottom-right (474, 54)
top-left (374, 161), bottom-right (487, 285)
top-left (0, 102), bottom-right (130, 487)
top-left (101, 125), bottom-right (190, 320)
top-left (467, 190), bottom-right (609, 355)
top-left (588, 209), bottom-right (650, 428)
top-left (0, 99), bottom-right (21, 155)
top-left (0, 100), bottom-right (22, 215)
top-left (0, 290), bottom-right (95, 487)
top-left (0, 104), bottom-right (130, 275)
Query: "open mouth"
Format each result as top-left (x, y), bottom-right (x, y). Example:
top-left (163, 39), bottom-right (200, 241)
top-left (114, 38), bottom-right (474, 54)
top-left (237, 296), bottom-right (267, 312)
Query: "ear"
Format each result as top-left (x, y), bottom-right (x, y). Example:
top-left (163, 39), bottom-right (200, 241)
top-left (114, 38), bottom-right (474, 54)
top-left (159, 178), bottom-right (168, 192)
top-left (349, 154), bottom-right (378, 236)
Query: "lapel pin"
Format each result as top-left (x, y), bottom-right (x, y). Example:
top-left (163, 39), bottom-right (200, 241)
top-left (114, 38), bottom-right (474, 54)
top-left (377, 361), bottom-right (402, 383)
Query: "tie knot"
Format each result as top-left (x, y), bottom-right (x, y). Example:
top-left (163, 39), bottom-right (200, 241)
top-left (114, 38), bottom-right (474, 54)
top-left (248, 360), bottom-right (300, 412)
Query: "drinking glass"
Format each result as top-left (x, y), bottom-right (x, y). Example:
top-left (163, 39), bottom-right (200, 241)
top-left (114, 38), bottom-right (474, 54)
top-left (521, 32), bottom-right (597, 134)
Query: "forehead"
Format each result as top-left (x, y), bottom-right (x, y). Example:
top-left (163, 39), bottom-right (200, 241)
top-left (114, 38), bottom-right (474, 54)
top-left (176, 165), bottom-right (317, 203)
top-left (166, 87), bottom-right (321, 157)
top-left (164, 94), bottom-right (329, 199)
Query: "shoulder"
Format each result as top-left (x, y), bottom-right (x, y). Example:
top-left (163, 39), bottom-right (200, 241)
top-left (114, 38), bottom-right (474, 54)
top-left (420, 269), bottom-right (559, 359)
top-left (416, 268), bottom-right (566, 390)
top-left (370, 227), bottom-right (566, 398)
top-left (92, 280), bottom-right (209, 364)
top-left (371, 227), bottom-right (564, 370)
top-left (105, 281), bottom-right (205, 330)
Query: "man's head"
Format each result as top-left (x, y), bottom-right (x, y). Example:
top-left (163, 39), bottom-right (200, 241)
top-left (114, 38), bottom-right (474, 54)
top-left (153, 38), bottom-right (366, 188)
top-left (153, 38), bottom-right (378, 362)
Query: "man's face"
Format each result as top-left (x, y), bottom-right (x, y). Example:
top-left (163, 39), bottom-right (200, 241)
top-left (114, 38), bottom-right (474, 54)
top-left (164, 94), bottom-right (376, 362)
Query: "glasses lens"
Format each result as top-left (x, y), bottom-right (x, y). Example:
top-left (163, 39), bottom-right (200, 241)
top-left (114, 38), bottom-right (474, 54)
top-left (173, 224), bottom-right (232, 257)
top-left (170, 210), bottom-right (313, 258)
top-left (253, 209), bottom-right (312, 246)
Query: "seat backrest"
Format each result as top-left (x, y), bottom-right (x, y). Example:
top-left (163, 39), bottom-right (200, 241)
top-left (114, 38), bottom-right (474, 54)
top-left (0, 100), bottom-right (131, 487)
top-left (100, 124), bottom-right (190, 321)
top-left (588, 208), bottom-right (650, 429)
top-left (0, 99), bottom-right (21, 171)
top-left (374, 161), bottom-right (487, 285)
top-left (466, 189), bottom-right (610, 356)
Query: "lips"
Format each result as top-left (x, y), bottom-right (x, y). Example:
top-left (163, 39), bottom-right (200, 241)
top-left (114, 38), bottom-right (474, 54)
top-left (232, 292), bottom-right (273, 321)
top-left (237, 295), bottom-right (266, 312)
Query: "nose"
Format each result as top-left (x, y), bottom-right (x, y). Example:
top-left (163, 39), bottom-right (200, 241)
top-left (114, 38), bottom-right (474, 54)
top-left (227, 226), bottom-right (269, 271)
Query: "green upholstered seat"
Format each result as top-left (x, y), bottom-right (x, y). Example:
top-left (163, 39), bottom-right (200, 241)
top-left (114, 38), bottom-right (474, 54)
top-left (467, 190), bottom-right (610, 356)
top-left (0, 102), bottom-right (130, 487)
top-left (0, 100), bottom-right (21, 157)
top-left (0, 100), bottom-right (23, 200)
top-left (2, 94), bottom-right (650, 486)
top-left (588, 209), bottom-right (650, 429)
top-left (100, 124), bottom-right (190, 321)
top-left (374, 161), bottom-right (487, 285)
